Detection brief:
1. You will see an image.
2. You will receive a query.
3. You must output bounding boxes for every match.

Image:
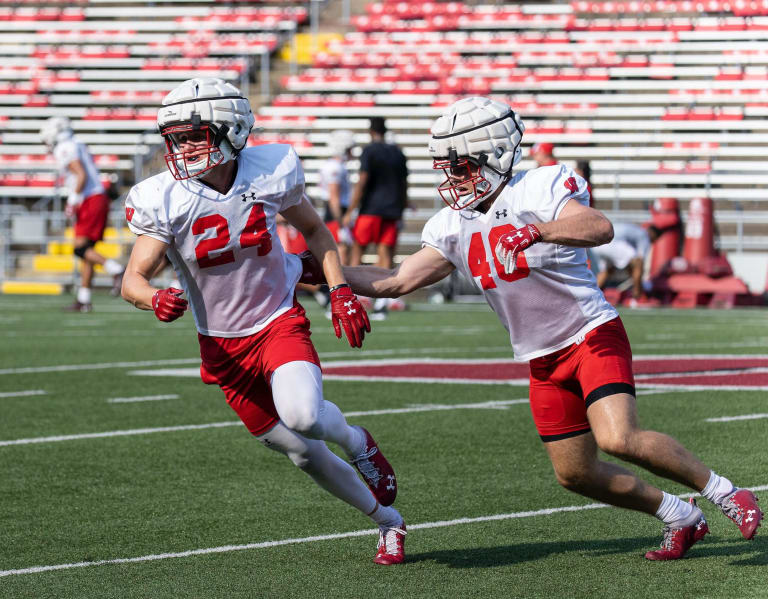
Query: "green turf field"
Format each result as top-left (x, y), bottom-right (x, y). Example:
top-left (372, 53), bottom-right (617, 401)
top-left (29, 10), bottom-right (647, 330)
top-left (0, 293), bottom-right (766, 598)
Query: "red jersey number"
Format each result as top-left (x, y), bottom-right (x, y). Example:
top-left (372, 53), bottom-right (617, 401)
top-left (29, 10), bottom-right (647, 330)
top-left (192, 204), bottom-right (272, 269)
top-left (467, 225), bottom-right (530, 290)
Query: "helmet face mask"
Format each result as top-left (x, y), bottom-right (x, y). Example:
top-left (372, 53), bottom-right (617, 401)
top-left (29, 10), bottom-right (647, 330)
top-left (157, 77), bottom-right (254, 181)
top-left (428, 97), bottom-right (525, 210)
top-left (161, 122), bottom-right (228, 180)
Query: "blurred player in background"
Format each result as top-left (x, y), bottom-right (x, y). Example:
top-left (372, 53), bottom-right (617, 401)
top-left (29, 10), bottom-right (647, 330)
top-left (318, 129), bottom-right (355, 265)
top-left (40, 117), bottom-right (125, 312)
top-left (531, 142), bottom-right (557, 168)
top-left (343, 116), bottom-right (408, 319)
top-left (593, 222), bottom-right (661, 306)
top-left (306, 96), bottom-right (762, 561)
top-left (120, 78), bottom-right (405, 565)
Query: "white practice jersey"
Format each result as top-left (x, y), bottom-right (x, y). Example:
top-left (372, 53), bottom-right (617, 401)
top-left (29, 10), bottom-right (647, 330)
top-left (54, 138), bottom-right (104, 198)
top-left (317, 157), bottom-right (350, 208)
top-left (125, 145), bottom-right (304, 337)
top-left (422, 164), bottom-right (618, 362)
top-left (592, 223), bottom-right (651, 271)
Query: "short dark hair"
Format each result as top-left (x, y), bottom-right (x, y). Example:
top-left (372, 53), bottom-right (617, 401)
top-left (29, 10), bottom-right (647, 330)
top-left (369, 117), bottom-right (387, 135)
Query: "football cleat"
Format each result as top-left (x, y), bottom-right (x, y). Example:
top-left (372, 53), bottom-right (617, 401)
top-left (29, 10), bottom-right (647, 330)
top-left (645, 499), bottom-right (709, 561)
top-left (373, 521), bottom-right (406, 565)
top-left (63, 301), bottom-right (92, 313)
top-left (719, 488), bottom-right (763, 540)
top-left (350, 427), bottom-right (397, 506)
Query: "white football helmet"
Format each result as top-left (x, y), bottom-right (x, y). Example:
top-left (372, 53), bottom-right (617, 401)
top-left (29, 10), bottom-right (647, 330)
top-left (40, 116), bottom-right (73, 149)
top-left (329, 129), bottom-right (355, 157)
top-left (157, 77), bottom-right (255, 180)
top-left (428, 97), bottom-right (525, 210)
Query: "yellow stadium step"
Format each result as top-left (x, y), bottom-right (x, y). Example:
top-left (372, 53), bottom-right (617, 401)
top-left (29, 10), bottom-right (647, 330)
top-left (279, 33), bottom-right (343, 65)
top-left (45, 240), bottom-right (124, 259)
top-left (1, 280), bottom-right (63, 295)
top-left (33, 255), bottom-right (111, 274)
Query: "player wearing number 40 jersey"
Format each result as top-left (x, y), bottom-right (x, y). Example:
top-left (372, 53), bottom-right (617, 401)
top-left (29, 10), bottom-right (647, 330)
top-left (121, 78), bottom-right (406, 566)
top-left (307, 96), bottom-right (762, 561)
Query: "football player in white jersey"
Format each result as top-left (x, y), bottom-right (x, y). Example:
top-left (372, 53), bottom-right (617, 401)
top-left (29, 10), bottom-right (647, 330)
top-left (40, 117), bottom-right (125, 312)
top-left (120, 78), bottom-right (405, 565)
top-left (305, 97), bottom-right (762, 560)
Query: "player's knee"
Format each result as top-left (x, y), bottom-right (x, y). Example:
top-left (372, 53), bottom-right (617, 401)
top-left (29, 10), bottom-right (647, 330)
top-left (553, 463), bottom-right (593, 492)
top-left (280, 404), bottom-right (321, 438)
top-left (595, 432), bottom-right (635, 459)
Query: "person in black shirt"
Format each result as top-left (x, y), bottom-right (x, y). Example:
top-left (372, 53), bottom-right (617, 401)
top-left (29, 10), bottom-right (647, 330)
top-left (343, 117), bottom-right (408, 270)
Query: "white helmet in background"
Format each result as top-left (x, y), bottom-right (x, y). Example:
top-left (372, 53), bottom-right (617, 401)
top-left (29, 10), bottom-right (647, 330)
top-left (428, 97), bottom-right (525, 210)
top-left (329, 129), bottom-right (355, 157)
top-left (40, 116), bottom-right (73, 149)
top-left (157, 77), bottom-right (255, 180)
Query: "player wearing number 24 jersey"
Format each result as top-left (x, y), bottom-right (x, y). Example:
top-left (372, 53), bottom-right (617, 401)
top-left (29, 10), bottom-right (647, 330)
top-left (329, 96), bottom-right (762, 561)
top-left (121, 78), bottom-right (406, 566)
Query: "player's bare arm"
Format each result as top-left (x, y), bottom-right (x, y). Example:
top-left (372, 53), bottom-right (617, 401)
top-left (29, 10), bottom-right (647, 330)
top-left (281, 194), bottom-right (346, 288)
top-left (343, 170), bottom-right (368, 228)
top-left (67, 159), bottom-right (87, 194)
top-left (538, 199), bottom-right (614, 248)
top-left (121, 234), bottom-right (172, 309)
top-left (343, 246), bottom-right (454, 298)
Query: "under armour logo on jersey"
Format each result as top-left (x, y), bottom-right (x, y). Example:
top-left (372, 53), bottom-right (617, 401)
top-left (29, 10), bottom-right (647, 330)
top-left (240, 191), bottom-right (257, 203)
top-left (495, 209), bottom-right (507, 219)
top-left (564, 177), bottom-right (578, 194)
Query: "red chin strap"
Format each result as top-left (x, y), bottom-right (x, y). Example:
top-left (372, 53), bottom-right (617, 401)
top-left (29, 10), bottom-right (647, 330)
top-left (161, 123), bottom-right (224, 181)
top-left (433, 157), bottom-right (492, 210)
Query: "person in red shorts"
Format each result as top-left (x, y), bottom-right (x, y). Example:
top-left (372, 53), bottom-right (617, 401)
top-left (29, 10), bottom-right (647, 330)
top-left (305, 96), bottom-right (763, 561)
top-left (40, 117), bottom-right (125, 312)
top-left (120, 78), bottom-right (406, 565)
top-left (343, 117), bottom-right (408, 318)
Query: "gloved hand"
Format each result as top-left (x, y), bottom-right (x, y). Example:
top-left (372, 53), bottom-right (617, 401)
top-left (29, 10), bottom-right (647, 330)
top-left (494, 224), bottom-right (542, 274)
top-left (152, 287), bottom-right (188, 322)
top-left (298, 250), bottom-right (326, 285)
top-left (329, 284), bottom-right (371, 348)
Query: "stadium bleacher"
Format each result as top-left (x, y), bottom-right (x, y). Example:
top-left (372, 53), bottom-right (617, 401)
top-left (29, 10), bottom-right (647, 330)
top-left (1, 0), bottom-right (767, 294)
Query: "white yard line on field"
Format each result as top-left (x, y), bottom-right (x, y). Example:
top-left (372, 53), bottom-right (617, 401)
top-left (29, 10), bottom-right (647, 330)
top-left (705, 413), bottom-right (768, 422)
top-left (2, 484), bottom-right (767, 578)
top-left (0, 399), bottom-right (530, 447)
top-left (107, 394), bottom-right (179, 404)
top-left (0, 390), bottom-right (47, 399)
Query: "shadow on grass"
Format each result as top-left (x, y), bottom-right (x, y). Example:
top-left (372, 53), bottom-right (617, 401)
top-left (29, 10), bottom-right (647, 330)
top-left (408, 534), bottom-right (768, 568)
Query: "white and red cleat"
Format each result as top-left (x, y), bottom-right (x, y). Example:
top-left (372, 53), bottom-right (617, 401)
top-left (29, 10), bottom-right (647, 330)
top-left (720, 488), bottom-right (763, 540)
top-left (645, 500), bottom-right (709, 561)
top-left (373, 522), bottom-right (406, 565)
top-left (350, 427), bottom-right (397, 506)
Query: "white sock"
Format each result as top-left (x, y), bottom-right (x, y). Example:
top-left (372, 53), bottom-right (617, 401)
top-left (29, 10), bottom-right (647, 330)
top-left (103, 259), bottom-right (124, 275)
top-left (77, 287), bottom-right (91, 304)
top-left (655, 492), bottom-right (695, 526)
top-left (701, 471), bottom-right (735, 506)
top-left (256, 423), bottom-right (378, 515)
top-left (368, 504), bottom-right (402, 528)
top-left (373, 297), bottom-right (388, 311)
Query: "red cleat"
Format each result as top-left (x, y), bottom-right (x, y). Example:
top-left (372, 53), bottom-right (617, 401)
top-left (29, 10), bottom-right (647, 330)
top-left (373, 522), bottom-right (406, 565)
top-left (720, 489), bottom-right (763, 540)
top-left (350, 427), bottom-right (397, 506)
top-left (645, 500), bottom-right (709, 561)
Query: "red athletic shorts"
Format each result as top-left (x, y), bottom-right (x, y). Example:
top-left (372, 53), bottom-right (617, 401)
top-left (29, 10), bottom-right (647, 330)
top-left (326, 220), bottom-right (340, 243)
top-left (353, 214), bottom-right (399, 247)
top-left (276, 224), bottom-right (308, 255)
top-left (528, 317), bottom-right (635, 442)
top-left (74, 192), bottom-right (109, 241)
top-left (198, 303), bottom-right (321, 436)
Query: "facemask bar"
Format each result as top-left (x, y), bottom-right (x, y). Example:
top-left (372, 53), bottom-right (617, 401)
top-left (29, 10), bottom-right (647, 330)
top-left (433, 152), bottom-right (493, 210)
top-left (161, 122), bottom-right (225, 180)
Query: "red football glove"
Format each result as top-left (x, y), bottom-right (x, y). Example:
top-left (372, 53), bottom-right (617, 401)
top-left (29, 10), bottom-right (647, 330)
top-left (297, 250), bottom-right (326, 285)
top-left (329, 284), bottom-right (371, 348)
top-left (494, 224), bottom-right (542, 274)
top-left (152, 287), bottom-right (188, 322)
